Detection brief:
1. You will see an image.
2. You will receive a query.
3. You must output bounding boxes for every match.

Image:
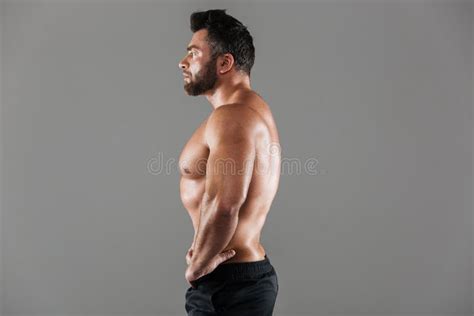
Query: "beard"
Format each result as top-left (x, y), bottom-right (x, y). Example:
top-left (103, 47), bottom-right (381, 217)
top-left (183, 56), bottom-right (218, 96)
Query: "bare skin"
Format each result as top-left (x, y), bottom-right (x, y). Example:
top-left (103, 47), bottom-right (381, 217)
top-left (178, 29), bottom-right (281, 287)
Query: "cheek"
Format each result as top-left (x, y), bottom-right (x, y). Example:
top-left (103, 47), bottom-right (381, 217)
top-left (190, 67), bottom-right (201, 77)
top-left (190, 61), bottom-right (203, 73)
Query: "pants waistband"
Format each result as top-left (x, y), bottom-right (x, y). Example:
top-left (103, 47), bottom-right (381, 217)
top-left (193, 254), bottom-right (273, 285)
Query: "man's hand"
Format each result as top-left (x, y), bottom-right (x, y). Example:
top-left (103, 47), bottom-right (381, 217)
top-left (185, 249), bottom-right (236, 288)
top-left (185, 246), bottom-right (194, 266)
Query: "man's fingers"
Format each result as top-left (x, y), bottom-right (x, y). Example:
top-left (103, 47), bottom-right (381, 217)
top-left (185, 248), bottom-right (193, 265)
top-left (218, 249), bottom-right (236, 263)
top-left (187, 249), bottom-right (236, 268)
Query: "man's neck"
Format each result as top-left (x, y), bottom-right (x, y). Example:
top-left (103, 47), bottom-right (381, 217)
top-left (204, 76), bottom-right (252, 110)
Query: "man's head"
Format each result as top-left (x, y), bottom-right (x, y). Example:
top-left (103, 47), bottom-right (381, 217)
top-left (178, 9), bottom-right (255, 96)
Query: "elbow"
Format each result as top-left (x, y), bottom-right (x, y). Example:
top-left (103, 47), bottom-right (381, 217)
top-left (217, 203), bottom-right (242, 217)
top-left (204, 194), bottom-right (246, 216)
top-left (215, 198), bottom-right (245, 216)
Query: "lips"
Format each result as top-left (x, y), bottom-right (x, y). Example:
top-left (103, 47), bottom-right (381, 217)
top-left (183, 73), bottom-right (191, 78)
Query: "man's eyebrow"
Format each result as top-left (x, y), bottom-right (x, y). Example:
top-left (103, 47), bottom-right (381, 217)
top-left (187, 45), bottom-right (201, 51)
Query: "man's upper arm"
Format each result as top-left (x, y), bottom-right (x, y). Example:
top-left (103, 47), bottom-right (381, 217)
top-left (202, 106), bottom-right (259, 213)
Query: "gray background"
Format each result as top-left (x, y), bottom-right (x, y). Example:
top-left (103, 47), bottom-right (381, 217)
top-left (1, 0), bottom-right (472, 315)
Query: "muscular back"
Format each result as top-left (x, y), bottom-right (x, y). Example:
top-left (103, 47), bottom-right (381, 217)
top-left (179, 92), bottom-right (281, 263)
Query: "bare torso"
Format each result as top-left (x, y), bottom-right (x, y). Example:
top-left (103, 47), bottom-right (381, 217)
top-left (179, 91), bottom-right (281, 263)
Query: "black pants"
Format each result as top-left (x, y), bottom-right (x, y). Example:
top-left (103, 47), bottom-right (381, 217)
top-left (185, 254), bottom-right (279, 315)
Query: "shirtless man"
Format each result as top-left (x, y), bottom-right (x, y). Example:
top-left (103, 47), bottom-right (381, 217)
top-left (178, 9), bottom-right (281, 315)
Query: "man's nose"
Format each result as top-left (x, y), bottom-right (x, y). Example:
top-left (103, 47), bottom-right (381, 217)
top-left (178, 58), bottom-right (188, 70)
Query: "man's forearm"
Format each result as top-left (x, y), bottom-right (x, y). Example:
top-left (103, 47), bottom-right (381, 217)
top-left (192, 217), bottom-right (200, 247)
top-left (190, 206), bottom-right (239, 271)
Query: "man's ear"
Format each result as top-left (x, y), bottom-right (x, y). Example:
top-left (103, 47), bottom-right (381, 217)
top-left (218, 53), bottom-right (235, 74)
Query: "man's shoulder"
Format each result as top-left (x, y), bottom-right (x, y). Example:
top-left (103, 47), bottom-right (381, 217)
top-left (205, 104), bottom-right (264, 143)
top-left (209, 103), bottom-right (263, 127)
top-left (212, 103), bottom-right (257, 115)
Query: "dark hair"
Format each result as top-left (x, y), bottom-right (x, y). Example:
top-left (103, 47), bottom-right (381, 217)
top-left (190, 9), bottom-right (255, 76)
